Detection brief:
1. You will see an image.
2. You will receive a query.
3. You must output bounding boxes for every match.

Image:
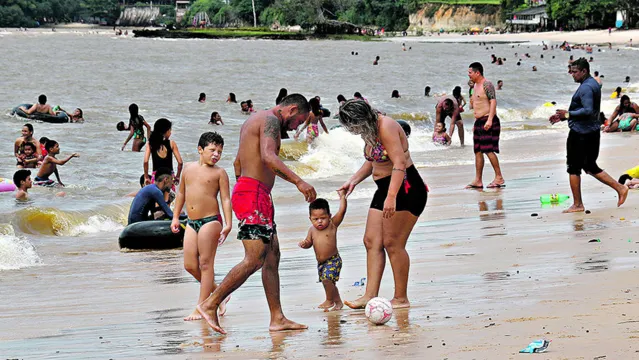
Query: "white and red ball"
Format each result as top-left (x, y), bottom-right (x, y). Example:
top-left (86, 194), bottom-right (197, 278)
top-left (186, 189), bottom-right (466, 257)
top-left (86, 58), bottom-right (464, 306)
top-left (365, 297), bottom-right (393, 325)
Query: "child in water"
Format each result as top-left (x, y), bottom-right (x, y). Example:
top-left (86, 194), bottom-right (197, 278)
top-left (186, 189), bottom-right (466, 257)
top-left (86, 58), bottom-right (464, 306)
top-left (13, 169), bottom-right (32, 200)
top-left (294, 97), bottom-right (329, 143)
top-left (432, 122), bottom-right (451, 145)
top-left (16, 142), bottom-right (38, 169)
top-left (298, 192), bottom-right (347, 311)
top-left (36, 140), bottom-right (79, 187)
top-left (171, 132), bottom-right (232, 321)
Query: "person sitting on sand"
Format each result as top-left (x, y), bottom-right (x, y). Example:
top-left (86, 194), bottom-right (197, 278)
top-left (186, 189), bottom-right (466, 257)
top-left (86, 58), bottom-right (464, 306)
top-left (128, 168), bottom-right (174, 225)
top-left (198, 93), bottom-right (206, 103)
top-left (209, 111), bottom-right (224, 125)
top-left (36, 140), bottom-right (79, 187)
top-left (618, 165), bottom-right (639, 188)
top-left (16, 143), bottom-right (38, 169)
top-left (240, 101), bottom-right (250, 115)
top-left (298, 194), bottom-right (347, 311)
top-left (432, 122), bottom-right (451, 145)
top-left (13, 169), bottom-right (32, 201)
top-left (295, 97), bottom-right (329, 143)
top-left (19, 94), bottom-right (55, 116)
top-left (603, 95), bottom-right (639, 132)
top-left (226, 92), bottom-right (237, 103)
top-left (14, 124), bottom-right (42, 165)
top-left (171, 132), bottom-right (232, 321)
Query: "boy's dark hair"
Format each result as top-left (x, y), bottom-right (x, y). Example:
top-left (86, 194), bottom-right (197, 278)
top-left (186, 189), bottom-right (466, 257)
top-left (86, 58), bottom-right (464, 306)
top-left (571, 58), bottom-right (590, 72)
top-left (38, 94), bottom-right (47, 105)
top-left (39, 136), bottom-right (48, 145)
top-left (45, 140), bottom-right (58, 152)
top-left (469, 62), bottom-right (484, 75)
top-left (155, 167), bottom-right (172, 183)
top-left (24, 123), bottom-right (34, 133)
top-left (23, 142), bottom-right (36, 151)
top-left (139, 174), bottom-right (146, 188)
top-left (619, 174), bottom-right (632, 185)
top-left (279, 93), bottom-right (310, 113)
top-left (354, 92), bottom-right (362, 98)
top-left (309, 198), bottom-right (330, 214)
top-left (198, 131), bottom-right (224, 148)
top-left (13, 169), bottom-right (31, 187)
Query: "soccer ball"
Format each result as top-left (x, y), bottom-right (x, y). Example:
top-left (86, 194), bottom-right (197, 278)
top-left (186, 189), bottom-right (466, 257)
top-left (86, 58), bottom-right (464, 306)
top-left (365, 297), bottom-right (393, 325)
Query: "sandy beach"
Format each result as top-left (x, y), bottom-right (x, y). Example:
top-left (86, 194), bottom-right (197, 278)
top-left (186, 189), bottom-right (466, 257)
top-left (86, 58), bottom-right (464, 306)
top-left (1, 28), bottom-right (639, 359)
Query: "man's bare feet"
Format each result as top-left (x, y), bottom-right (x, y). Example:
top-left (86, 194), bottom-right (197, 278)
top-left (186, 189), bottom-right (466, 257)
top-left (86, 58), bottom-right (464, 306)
top-left (618, 185), bottom-right (629, 207)
top-left (196, 303), bottom-right (226, 335)
top-left (269, 317), bottom-right (308, 332)
top-left (465, 182), bottom-right (483, 189)
top-left (184, 308), bottom-right (202, 321)
top-left (218, 295), bottom-right (231, 317)
top-left (390, 298), bottom-right (410, 309)
top-left (331, 300), bottom-right (344, 311)
top-left (344, 296), bottom-right (372, 309)
top-left (318, 300), bottom-right (335, 309)
top-left (562, 204), bottom-right (585, 213)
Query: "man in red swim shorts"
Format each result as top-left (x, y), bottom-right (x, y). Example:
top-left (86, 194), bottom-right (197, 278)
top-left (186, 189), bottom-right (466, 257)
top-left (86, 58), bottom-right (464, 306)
top-left (197, 94), bottom-right (317, 334)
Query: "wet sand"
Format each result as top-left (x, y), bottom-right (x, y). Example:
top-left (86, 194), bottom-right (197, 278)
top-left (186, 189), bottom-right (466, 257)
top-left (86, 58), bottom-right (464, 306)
top-left (2, 130), bottom-right (639, 358)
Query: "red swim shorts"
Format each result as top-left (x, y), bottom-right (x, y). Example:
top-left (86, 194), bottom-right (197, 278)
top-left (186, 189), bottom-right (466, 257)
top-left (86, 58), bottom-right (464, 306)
top-left (232, 176), bottom-right (275, 242)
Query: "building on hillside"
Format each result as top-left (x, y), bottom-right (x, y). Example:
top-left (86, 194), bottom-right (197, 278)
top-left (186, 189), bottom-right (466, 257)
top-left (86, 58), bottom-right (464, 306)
top-left (506, 5), bottom-right (550, 32)
top-left (175, 0), bottom-right (190, 23)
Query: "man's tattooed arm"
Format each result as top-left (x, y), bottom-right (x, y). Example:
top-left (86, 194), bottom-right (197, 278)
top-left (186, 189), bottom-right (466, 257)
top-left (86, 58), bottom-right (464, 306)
top-left (483, 81), bottom-right (496, 101)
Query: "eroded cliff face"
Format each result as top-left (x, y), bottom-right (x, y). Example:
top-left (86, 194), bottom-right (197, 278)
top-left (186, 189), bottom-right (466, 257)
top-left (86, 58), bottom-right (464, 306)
top-left (408, 4), bottom-right (501, 32)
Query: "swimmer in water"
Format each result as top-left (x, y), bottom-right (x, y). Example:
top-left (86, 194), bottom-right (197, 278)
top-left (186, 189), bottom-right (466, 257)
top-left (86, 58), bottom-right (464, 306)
top-left (432, 122), bottom-right (451, 145)
top-left (391, 90), bottom-right (401, 98)
top-left (226, 92), bottom-right (237, 103)
top-left (497, 80), bottom-right (503, 90)
top-left (240, 101), bottom-right (250, 115)
top-left (36, 140), bottom-right (79, 187)
top-left (56, 107), bottom-right (84, 122)
top-left (198, 93), bottom-right (206, 103)
top-left (16, 142), bottom-right (38, 169)
top-left (275, 88), bottom-right (287, 105)
top-left (19, 94), bottom-right (55, 116)
top-left (532, 66), bottom-right (538, 72)
top-left (13, 169), bottom-right (32, 201)
top-left (424, 86), bottom-right (431, 97)
top-left (611, 87), bottom-right (623, 99)
top-left (295, 97), bottom-right (329, 143)
top-left (209, 111), bottom-right (224, 125)
top-left (373, 55), bottom-right (380, 65)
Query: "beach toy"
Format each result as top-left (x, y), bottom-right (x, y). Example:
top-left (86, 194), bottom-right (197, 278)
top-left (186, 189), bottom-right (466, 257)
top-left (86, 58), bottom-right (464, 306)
top-left (519, 339), bottom-right (551, 353)
top-left (540, 194), bottom-right (570, 204)
top-left (0, 178), bottom-right (16, 192)
top-left (365, 297), bottom-right (393, 325)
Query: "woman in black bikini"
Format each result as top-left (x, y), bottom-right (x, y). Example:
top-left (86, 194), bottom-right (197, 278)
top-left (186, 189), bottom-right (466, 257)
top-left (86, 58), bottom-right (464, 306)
top-left (144, 118), bottom-right (183, 188)
top-left (337, 100), bottom-right (427, 310)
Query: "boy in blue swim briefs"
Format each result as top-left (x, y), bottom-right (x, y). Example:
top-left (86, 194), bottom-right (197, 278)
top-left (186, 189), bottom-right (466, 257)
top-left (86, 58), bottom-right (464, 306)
top-left (298, 191), bottom-right (347, 311)
top-left (171, 132), bottom-right (232, 321)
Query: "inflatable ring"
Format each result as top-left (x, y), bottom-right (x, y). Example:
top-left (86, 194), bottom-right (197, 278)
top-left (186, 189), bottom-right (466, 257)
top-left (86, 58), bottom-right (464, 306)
top-left (119, 220), bottom-right (185, 250)
top-left (11, 104), bottom-right (70, 123)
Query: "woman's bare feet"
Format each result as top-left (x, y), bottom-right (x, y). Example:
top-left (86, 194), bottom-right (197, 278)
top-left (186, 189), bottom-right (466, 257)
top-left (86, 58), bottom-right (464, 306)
top-left (390, 298), bottom-right (410, 309)
top-left (318, 300), bottom-right (335, 309)
top-left (218, 295), bottom-right (231, 317)
top-left (184, 308), bottom-right (202, 321)
top-left (618, 185), bottom-right (629, 207)
top-left (344, 296), bottom-right (372, 309)
top-left (269, 317), bottom-right (308, 332)
top-left (563, 204), bottom-right (585, 213)
top-left (196, 304), bottom-right (226, 334)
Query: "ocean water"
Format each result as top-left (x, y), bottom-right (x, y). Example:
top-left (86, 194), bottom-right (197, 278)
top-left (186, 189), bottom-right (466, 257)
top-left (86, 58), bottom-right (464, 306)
top-left (1, 29), bottom-right (638, 357)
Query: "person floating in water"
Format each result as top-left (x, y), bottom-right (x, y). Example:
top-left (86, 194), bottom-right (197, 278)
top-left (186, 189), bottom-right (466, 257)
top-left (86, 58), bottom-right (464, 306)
top-left (56, 107), bottom-right (84, 123)
top-left (424, 86), bottom-right (431, 97)
top-left (209, 111), bottom-right (224, 125)
top-left (14, 124), bottom-right (42, 165)
top-left (171, 132), bottom-right (233, 321)
top-left (295, 97), bottom-right (329, 143)
top-left (373, 56), bottom-right (380, 65)
top-left (19, 94), bottom-right (55, 116)
top-left (226, 92), bottom-right (237, 103)
top-left (275, 88), bottom-right (287, 105)
top-left (240, 101), bottom-right (250, 115)
top-left (497, 80), bottom-right (503, 90)
top-left (36, 140), bottom-right (79, 187)
top-left (298, 193), bottom-right (347, 311)
top-left (13, 169), bottom-right (32, 201)
top-left (198, 93), bottom-right (206, 103)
